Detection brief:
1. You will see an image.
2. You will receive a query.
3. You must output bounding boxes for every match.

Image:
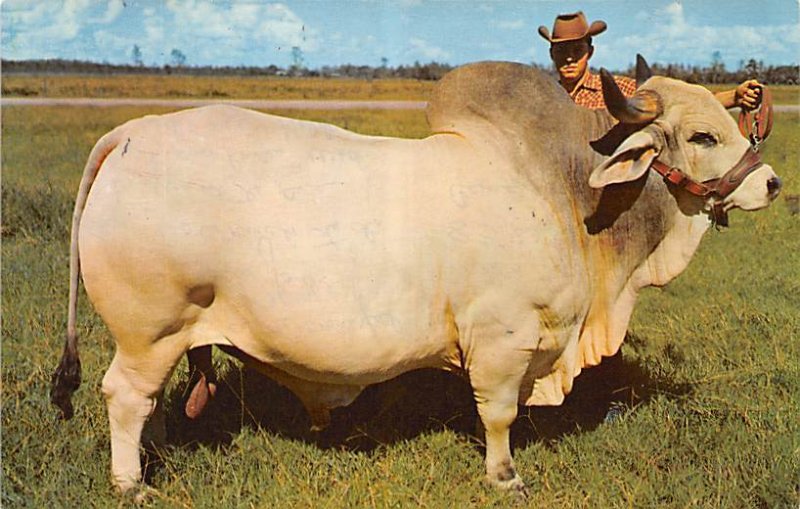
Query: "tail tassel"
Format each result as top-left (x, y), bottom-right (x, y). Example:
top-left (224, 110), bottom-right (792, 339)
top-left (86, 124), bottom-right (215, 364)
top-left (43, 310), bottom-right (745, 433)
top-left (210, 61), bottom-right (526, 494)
top-left (50, 338), bottom-right (82, 420)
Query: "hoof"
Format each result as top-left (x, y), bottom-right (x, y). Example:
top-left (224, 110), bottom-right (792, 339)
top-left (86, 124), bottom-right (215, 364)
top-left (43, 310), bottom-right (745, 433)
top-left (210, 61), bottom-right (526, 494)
top-left (118, 481), bottom-right (156, 505)
top-left (494, 474), bottom-right (526, 493)
top-left (132, 486), bottom-right (156, 505)
top-left (487, 467), bottom-right (527, 496)
top-left (133, 488), bottom-right (150, 505)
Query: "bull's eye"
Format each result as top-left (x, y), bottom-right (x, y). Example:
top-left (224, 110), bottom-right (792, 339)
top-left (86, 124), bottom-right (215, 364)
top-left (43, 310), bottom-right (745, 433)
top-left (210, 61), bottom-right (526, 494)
top-left (688, 131), bottom-right (718, 147)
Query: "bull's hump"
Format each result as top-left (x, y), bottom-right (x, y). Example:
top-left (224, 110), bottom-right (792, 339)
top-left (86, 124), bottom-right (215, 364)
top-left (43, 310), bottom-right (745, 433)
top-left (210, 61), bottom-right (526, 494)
top-left (427, 62), bottom-right (575, 138)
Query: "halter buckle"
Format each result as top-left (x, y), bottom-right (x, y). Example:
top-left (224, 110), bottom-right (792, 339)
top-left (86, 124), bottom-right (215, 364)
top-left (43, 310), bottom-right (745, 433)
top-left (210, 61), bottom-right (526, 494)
top-left (750, 117), bottom-right (762, 152)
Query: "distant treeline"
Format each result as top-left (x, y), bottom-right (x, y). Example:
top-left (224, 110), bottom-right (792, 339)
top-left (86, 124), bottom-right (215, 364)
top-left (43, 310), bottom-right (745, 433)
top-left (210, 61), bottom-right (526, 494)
top-left (623, 60), bottom-right (799, 86)
top-left (1, 59), bottom-right (454, 81)
top-left (2, 58), bottom-right (798, 84)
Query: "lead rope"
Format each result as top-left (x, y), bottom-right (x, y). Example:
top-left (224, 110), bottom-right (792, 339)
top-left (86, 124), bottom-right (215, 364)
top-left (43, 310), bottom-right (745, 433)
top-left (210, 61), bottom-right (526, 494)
top-left (737, 85), bottom-right (773, 152)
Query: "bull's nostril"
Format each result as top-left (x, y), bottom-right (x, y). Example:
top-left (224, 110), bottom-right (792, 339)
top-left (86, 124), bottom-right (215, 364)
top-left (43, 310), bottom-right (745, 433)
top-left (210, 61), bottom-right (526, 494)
top-left (767, 177), bottom-right (782, 197)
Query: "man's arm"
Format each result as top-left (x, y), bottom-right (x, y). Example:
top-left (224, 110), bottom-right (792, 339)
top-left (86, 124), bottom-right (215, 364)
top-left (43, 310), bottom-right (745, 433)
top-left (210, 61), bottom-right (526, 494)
top-left (715, 79), bottom-right (762, 110)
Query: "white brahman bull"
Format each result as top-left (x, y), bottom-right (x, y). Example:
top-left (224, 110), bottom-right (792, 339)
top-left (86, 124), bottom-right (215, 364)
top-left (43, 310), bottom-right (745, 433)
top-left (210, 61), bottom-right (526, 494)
top-left (51, 57), bottom-right (781, 494)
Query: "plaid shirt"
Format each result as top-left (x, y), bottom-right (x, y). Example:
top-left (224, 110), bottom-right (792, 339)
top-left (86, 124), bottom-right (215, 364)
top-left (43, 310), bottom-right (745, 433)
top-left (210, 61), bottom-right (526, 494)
top-left (569, 71), bottom-right (636, 110)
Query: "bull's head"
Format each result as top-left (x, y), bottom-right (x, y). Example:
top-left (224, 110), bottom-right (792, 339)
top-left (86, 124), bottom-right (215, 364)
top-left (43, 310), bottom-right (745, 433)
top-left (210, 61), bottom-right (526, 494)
top-left (588, 55), bottom-right (781, 221)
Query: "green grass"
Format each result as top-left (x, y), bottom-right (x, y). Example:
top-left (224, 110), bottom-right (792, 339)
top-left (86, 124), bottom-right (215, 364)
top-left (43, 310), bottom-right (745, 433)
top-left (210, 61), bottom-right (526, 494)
top-left (2, 106), bottom-right (799, 508)
top-left (3, 75), bottom-right (798, 105)
top-left (1, 75), bottom-right (435, 101)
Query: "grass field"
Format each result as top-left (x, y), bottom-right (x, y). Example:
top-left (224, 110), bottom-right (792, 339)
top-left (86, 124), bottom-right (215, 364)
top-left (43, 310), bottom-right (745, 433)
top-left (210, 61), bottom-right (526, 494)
top-left (1, 75), bottom-right (436, 101)
top-left (3, 74), bottom-right (799, 105)
top-left (2, 104), bottom-right (799, 508)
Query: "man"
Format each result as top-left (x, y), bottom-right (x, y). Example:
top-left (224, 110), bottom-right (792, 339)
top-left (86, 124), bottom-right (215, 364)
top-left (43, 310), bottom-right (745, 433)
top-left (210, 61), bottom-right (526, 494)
top-left (538, 11), bottom-right (762, 111)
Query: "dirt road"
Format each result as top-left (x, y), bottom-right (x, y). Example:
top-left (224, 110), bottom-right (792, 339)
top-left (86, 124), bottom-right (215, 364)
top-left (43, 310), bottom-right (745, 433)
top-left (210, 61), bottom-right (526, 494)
top-left (0, 97), bottom-right (428, 110)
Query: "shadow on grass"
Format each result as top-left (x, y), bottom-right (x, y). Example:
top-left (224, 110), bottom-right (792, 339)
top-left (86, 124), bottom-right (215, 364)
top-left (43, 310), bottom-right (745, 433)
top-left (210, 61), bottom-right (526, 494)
top-left (156, 332), bottom-right (692, 461)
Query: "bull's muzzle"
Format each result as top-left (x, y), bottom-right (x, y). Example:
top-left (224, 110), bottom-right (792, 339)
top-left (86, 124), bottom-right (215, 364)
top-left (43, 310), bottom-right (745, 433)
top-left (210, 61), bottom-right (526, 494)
top-left (767, 176), bottom-right (782, 200)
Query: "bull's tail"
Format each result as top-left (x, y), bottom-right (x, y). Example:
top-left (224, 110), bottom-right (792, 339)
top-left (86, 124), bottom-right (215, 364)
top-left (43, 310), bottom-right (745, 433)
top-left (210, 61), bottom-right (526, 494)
top-left (51, 129), bottom-right (125, 419)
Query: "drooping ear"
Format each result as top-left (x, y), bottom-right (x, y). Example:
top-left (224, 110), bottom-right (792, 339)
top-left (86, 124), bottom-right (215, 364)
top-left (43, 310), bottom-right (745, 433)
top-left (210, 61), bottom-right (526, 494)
top-left (588, 129), bottom-right (660, 188)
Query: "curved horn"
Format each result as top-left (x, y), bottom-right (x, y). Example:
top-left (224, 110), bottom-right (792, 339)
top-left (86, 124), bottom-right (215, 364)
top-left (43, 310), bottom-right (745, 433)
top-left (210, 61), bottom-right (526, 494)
top-left (600, 68), bottom-right (662, 124)
top-left (635, 54), bottom-right (652, 87)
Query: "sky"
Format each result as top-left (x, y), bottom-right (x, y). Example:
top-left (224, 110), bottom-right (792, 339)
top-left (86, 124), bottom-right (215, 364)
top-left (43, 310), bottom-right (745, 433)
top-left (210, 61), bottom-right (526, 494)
top-left (2, 0), bottom-right (799, 71)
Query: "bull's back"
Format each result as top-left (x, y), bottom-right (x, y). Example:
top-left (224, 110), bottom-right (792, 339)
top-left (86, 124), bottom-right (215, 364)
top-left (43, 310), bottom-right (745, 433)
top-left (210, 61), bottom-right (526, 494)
top-left (81, 105), bottom-right (415, 258)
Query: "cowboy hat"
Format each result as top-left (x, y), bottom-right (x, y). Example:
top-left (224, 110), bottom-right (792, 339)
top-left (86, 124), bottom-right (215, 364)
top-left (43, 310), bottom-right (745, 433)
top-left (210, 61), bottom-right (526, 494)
top-left (538, 11), bottom-right (607, 43)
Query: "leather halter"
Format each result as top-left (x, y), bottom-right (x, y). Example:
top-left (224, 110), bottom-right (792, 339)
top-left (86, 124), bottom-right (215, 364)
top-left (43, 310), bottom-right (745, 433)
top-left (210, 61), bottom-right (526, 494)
top-left (647, 86), bottom-right (773, 227)
top-left (650, 148), bottom-right (764, 226)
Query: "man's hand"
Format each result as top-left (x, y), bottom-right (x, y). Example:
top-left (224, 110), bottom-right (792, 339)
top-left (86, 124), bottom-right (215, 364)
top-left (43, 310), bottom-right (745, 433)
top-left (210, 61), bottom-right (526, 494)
top-left (714, 79), bottom-right (763, 110)
top-left (734, 79), bottom-right (763, 111)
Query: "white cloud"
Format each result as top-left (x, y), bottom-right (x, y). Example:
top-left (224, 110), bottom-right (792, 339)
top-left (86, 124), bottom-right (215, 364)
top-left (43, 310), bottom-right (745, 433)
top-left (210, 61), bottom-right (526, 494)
top-left (92, 29), bottom-right (125, 53)
top-left (493, 20), bottom-right (525, 30)
top-left (62, 0), bottom-right (92, 18)
top-left (259, 2), bottom-right (318, 51)
top-left (143, 9), bottom-right (165, 47)
top-left (599, 2), bottom-right (799, 69)
top-left (2, 1), bottom-right (51, 25)
top-left (161, 0), bottom-right (318, 56)
top-left (408, 37), bottom-right (451, 61)
top-left (165, 0), bottom-right (233, 38)
top-left (229, 4), bottom-right (261, 29)
top-left (36, 0), bottom-right (90, 40)
top-left (1, 0), bottom-right (96, 58)
top-left (2, 0), bottom-right (131, 61)
top-left (93, 0), bottom-right (125, 24)
top-left (66, 0), bottom-right (320, 65)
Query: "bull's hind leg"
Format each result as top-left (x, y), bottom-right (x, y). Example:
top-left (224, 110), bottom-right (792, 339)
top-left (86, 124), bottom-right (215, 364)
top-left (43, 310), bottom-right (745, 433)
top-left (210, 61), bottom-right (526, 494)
top-left (102, 345), bottom-right (184, 492)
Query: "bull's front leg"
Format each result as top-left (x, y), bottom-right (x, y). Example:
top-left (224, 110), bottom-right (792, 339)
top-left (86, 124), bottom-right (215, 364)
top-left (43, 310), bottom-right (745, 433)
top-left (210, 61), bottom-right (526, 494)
top-left (467, 326), bottom-right (534, 493)
top-left (474, 382), bottom-right (524, 491)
